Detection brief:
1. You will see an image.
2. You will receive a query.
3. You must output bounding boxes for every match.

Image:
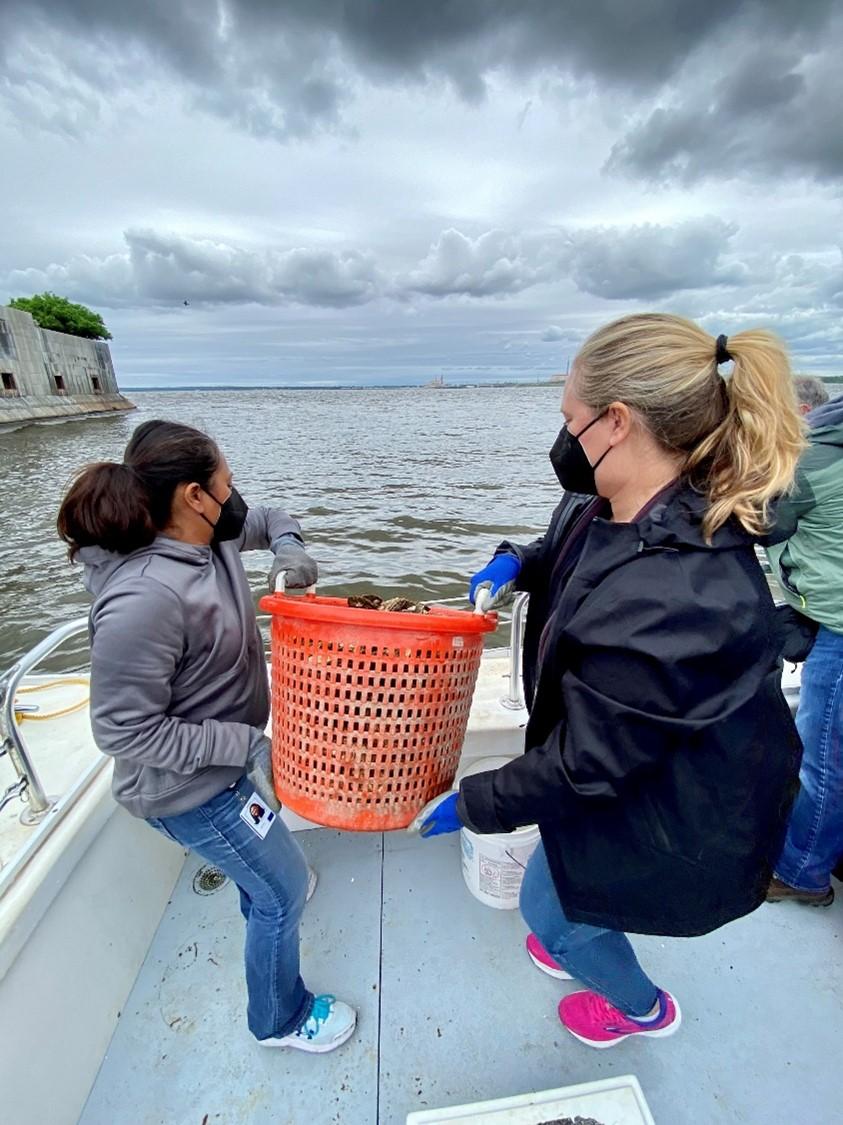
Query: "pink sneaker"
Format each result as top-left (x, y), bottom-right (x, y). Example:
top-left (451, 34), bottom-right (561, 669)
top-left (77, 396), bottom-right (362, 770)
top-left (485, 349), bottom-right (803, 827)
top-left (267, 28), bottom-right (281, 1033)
top-left (525, 933), bottom-right (573, 980)
top-left (558, 988), bottom-right (681, 1049)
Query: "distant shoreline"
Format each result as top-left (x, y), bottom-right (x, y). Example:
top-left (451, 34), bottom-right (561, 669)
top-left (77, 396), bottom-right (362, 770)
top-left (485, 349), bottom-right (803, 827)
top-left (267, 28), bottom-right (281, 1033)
top-left (122, 380), bottom-right (567, 392)
top-left (122, 374), bottom-right (841, 393)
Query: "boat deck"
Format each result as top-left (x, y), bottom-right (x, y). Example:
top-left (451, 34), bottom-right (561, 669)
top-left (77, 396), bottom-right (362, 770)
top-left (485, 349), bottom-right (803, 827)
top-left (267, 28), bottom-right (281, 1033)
top-left (79, 825), bottom-right (842, 1125)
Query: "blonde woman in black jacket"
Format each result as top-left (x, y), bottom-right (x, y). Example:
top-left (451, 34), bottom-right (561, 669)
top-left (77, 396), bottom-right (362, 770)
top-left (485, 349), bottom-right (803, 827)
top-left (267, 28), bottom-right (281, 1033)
top-left (420, 314), bottom-right (805, 1049)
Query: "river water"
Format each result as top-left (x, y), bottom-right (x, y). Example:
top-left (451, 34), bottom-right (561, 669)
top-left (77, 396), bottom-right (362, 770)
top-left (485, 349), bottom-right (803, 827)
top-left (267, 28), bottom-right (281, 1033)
top-left (0, 385), bottom-right (567, 668)
top-left (2, 382), bottom-right (837, 671)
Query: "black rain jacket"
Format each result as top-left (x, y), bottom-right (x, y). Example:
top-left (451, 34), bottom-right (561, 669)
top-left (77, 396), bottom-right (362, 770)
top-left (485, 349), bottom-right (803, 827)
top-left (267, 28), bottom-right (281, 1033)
top-left (458, 483), bottom-right (802, 937)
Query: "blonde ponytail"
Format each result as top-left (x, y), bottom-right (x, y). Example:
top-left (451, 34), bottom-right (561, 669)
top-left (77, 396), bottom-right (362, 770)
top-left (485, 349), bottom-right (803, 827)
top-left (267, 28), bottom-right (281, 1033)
top-left (685, 329), bottom-right (807, 538)
top-left (575, 313), bottom-right (806, 539)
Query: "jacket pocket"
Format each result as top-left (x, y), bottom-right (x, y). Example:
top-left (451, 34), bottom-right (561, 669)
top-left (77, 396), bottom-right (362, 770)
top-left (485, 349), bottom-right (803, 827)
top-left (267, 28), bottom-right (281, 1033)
top-left (777, 553), bottom-right (804, 602)
top-left (774, 603), bottom-right (819, 663)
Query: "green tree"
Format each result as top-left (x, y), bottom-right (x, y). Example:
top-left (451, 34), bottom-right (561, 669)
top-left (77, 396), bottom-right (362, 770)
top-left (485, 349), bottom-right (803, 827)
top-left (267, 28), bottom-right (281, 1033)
top-left (8, 292), bottom-right (112, 340)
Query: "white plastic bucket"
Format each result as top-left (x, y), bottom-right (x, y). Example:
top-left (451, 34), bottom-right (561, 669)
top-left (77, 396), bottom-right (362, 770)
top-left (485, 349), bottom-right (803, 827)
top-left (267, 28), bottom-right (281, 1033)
top-left (460, 823), bottom-right (540, 910)
top-left (454, 754), bottom-right (540, 909)
top-left (453, 755), bottom-right (515, 786)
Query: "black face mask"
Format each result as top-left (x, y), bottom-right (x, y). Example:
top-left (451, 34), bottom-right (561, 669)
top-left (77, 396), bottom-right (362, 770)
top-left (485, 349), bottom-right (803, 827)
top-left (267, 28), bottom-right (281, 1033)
top-left (201, 485), bottom-right (249, 543)
top-left (549, 411), bottom-right (611, 495)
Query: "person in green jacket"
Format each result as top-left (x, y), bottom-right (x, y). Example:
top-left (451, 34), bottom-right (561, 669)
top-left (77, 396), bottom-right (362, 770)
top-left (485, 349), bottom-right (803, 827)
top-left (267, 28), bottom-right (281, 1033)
top-left (766, 391), bottom-right (843, 905)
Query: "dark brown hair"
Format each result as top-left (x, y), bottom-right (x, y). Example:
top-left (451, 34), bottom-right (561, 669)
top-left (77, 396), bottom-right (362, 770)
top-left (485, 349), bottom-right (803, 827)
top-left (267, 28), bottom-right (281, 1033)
top-left (57, 420), bottom-right (220, 559)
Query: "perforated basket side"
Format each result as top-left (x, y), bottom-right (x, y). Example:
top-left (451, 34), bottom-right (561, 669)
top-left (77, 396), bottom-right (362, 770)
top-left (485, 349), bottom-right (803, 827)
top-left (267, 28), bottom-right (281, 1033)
top-left (269, 616), bottom-right (485, 830)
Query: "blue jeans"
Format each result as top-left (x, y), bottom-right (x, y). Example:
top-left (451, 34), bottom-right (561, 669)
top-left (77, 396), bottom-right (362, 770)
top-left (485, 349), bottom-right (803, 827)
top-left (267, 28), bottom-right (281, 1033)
top-left (519, 842), bottom-right (659, 1017)
top-left (148, 775), bottom-right (312, 1040)
top-left (776, 625), bottom-right (843, 891)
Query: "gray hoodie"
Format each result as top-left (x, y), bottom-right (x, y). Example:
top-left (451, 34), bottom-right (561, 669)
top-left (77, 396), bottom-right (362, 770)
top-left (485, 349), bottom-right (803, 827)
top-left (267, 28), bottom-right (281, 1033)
top-left (80, 506), bottom-right (302, 819)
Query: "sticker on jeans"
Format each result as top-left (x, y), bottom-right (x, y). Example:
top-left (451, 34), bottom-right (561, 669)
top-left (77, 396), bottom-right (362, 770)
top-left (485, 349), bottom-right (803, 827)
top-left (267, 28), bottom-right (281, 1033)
top-left (239, 791), bottom-right (276, 838)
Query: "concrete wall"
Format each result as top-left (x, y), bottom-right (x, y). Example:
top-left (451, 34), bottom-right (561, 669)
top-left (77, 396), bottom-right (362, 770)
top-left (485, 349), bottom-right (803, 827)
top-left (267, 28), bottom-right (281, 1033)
top-left (0, 305), bottom-right (134, 429)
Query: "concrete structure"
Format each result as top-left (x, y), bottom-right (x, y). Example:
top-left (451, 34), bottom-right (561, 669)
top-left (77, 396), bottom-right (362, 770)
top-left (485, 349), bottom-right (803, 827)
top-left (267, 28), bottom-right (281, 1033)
top-left (0, 305), bottom-right (134, 430)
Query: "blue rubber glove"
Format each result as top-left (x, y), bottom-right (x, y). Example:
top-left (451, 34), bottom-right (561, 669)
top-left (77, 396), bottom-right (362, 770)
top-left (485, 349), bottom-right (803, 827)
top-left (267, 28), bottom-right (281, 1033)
top-left (469, 553), bottom-right (521, 609)
top-left (417, 792), bottom-right (462, 838)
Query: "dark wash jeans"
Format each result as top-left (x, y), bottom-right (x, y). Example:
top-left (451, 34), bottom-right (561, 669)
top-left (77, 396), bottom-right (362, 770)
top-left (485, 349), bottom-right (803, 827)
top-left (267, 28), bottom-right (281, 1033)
top-left (148, 774), bottom-right (312, 1039)
top-left (776, 624), bottom-right (843, 891)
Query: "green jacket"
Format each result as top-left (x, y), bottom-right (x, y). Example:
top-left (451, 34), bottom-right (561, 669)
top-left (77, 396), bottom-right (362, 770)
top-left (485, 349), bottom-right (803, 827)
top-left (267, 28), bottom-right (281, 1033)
top-left (766, 394), bottom-right (843, 634)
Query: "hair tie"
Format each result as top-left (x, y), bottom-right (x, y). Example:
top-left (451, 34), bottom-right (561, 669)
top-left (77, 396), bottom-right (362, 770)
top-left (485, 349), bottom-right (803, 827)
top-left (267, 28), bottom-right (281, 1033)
top-left (715, 334), bottom-right (732, 365)
top-left (121, 462), bottom-right (145, 484)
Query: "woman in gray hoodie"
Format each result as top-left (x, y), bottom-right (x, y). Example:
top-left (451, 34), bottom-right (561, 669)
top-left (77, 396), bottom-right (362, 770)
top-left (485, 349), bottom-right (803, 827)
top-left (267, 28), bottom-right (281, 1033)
top-left (57, 419), bottom-right (356, 1054)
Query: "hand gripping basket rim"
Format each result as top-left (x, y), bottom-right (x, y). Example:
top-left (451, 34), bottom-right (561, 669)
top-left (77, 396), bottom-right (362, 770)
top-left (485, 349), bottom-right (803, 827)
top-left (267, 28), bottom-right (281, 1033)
top-left (259, 592), bottom-right (497, 634)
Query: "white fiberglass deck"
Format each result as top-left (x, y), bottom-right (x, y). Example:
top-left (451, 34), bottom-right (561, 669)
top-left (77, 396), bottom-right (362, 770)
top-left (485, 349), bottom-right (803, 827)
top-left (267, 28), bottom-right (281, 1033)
top-left (79, 825), bottom-right (842, 1125)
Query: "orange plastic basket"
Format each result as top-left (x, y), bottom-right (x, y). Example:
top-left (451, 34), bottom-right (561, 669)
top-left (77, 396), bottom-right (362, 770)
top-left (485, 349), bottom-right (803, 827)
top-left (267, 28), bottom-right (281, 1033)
top-left (258, 593), bottom-right (497, 830)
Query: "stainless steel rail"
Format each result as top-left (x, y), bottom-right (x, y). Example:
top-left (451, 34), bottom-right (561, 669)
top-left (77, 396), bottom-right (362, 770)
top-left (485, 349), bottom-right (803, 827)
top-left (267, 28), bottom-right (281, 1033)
top-left (0, 618), bottom-right (90, 822)
top-left (501, 593), bottom-right (529, 710)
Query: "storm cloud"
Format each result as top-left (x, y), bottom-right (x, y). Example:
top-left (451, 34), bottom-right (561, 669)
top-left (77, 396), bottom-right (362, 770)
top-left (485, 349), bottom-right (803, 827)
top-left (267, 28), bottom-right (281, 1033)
top-left (403, 229), bottom-right (553, 299)
top-left (2, 0), bottom-right (840, 161)
top-left (607, 36), bottom-right (843, 184)
top-left (565, 218), bottom-right (747, 300)
top-left (3, 219), bottom-right (750, 310)
top-left (2, 2), bottom-right (843, 385)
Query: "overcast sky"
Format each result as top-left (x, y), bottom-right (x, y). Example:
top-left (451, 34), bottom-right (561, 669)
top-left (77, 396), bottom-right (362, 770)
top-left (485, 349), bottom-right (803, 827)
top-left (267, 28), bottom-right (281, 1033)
top-left (2, 0), bottom-right (842, 387)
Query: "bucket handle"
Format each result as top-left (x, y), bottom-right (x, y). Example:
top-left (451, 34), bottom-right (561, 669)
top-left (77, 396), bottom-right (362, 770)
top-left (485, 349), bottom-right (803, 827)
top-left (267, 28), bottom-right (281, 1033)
top-left (504, 849), bottom-right (528, 871)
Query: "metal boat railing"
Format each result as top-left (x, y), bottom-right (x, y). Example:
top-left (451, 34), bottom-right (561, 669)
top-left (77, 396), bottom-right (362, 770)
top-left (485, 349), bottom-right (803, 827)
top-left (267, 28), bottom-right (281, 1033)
top-left (0, 617), bottom-right (91, 822)
top-left (500, 593), bottom-right (528, 709)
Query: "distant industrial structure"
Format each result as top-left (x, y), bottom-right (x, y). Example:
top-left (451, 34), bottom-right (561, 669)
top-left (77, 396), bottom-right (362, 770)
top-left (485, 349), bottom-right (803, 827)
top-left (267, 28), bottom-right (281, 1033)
top-left (0, 305), bottom-right (134, 430)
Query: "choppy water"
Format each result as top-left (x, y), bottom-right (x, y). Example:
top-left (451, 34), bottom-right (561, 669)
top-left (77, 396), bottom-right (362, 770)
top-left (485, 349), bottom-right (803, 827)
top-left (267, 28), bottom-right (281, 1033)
top-left (2, 383), bottom-right (837, 672)
top-left (0, 385), bottom-right (568, 669)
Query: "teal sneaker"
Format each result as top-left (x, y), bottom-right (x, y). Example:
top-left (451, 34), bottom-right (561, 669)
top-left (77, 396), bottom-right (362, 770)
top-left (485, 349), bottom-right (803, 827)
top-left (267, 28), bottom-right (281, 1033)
top-left (263, 994), bottom-right (357, 1053)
